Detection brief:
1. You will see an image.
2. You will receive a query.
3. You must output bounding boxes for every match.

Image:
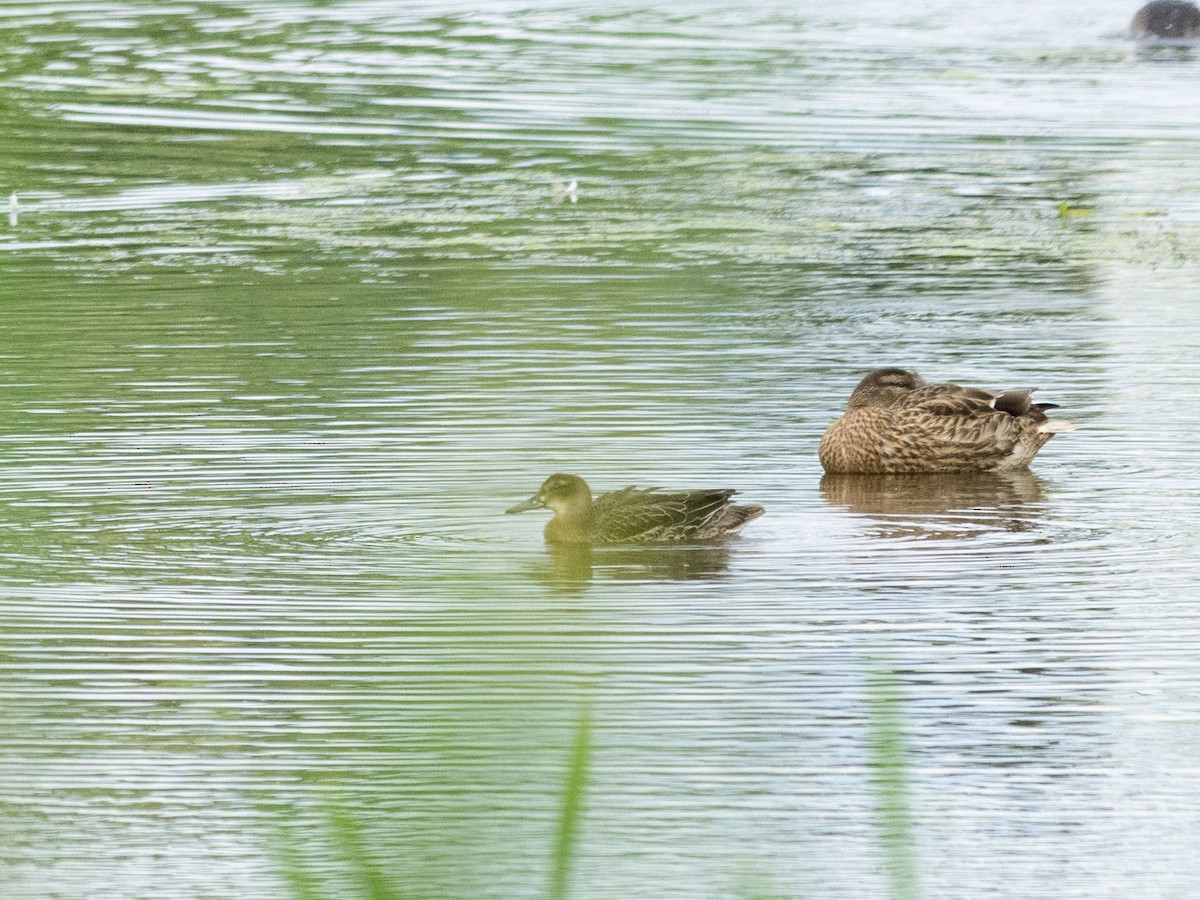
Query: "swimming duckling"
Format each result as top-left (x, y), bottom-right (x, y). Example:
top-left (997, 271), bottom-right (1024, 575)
top-left (506, 473), bottom-right (764, 545)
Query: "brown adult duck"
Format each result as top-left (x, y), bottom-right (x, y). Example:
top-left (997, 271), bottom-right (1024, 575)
top-left (506, 473), bottom-right (764, 545)
top-left (818, 368), bottom-right (1075, 474)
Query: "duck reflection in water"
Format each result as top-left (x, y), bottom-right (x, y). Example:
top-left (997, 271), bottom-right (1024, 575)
top-left (534, 543), bottom-right (736, 591)
top-left (820, 471), bottom-right (1045, 540)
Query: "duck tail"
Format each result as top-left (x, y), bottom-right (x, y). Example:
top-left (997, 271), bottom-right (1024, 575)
top-left (1037, 419), bottom-right (1077, 434)
top-left (723, 503), bottom-right (765, 533)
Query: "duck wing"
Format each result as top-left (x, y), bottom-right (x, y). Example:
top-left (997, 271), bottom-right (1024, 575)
top-left (991, 388), bottom-right (1039, 418)
top-left (908, 383), bottom-right (1045, 418)
top-left (591, 487), bottom-right (740, 543)
top-left (894, 389), bottom-right (1025, 465)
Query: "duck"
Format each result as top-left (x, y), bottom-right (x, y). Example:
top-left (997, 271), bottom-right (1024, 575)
top-left (1131, 1), bottom-right (1200, 39)
top-left (818, 368), bottom-right (1075, 474)
top-left (506, 473), bottom-right (764, 545)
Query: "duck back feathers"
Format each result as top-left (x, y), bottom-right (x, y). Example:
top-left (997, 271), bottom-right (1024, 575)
top-left (589, 486), bottom-right (763, 544)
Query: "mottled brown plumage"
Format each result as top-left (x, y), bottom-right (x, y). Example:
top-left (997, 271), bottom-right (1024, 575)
top-left (506, 473), bottom-right (764, 545)
top-left (819, 368), bottom-right (1075, 474)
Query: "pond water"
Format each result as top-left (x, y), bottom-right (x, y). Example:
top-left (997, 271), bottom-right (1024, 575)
top-left (1, 1), bottom-right (1199, 897)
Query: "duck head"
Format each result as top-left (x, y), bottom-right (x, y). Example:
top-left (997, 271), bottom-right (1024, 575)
top-left (846, 368), bottom-right (925, 409)
top-left (506, 473), bottom-right (592, 514)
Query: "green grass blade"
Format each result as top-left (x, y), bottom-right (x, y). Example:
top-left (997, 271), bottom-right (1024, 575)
top-left (867, 669), bottom-right (918, 900)
top-left (271, 819), bottom-right (325, 900)
top-left (550, 700), bottom-right (593, 900)
top-left (327, 804), bottom-right (400, 900)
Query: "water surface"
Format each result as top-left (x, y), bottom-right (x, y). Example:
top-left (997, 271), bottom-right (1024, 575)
top-left (1, 1), bottom-right (1199, 897)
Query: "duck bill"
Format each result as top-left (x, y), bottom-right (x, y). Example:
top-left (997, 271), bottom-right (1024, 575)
top-left (505, 495), bottom-right (544, 514)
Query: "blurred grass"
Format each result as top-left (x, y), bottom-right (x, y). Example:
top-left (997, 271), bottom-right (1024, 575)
top-left (270, 686), bottom-right (916, 899)
top-left (325, 805), bottom-right (401, 900)
top-left (272, 822), bottom-right (325, 900)
top-left (867, 669), bottom-right (918, 900)
top-left (550, 700), bottom-right (593, 900)
top-left (272, 699), bottom-right (594, 900)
